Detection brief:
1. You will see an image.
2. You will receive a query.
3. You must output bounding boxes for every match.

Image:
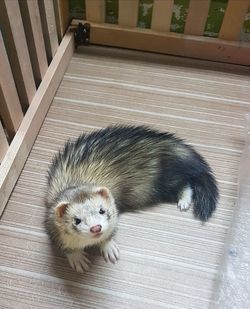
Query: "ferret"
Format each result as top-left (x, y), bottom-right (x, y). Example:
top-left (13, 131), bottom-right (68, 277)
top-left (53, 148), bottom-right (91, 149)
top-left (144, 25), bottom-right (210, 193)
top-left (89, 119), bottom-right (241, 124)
top-left (45, 125), bottom-right (218, 273)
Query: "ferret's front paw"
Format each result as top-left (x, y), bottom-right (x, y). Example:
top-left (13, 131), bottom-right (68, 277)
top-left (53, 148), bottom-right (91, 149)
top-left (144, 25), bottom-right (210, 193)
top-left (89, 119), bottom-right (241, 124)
top-left (66, 251), bottom-right (91, 273)
top-left (100, 239), bottom-right (120, 264)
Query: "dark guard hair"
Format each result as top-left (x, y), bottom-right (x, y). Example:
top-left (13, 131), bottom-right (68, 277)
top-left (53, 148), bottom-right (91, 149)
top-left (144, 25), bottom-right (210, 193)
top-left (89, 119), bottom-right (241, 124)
top-left (47, 125), bottom-right (219, 221)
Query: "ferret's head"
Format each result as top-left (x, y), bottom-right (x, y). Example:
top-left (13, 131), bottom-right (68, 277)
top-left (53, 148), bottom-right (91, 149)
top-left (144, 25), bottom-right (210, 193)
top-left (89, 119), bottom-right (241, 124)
top-left (53, 185), bottom-right (118, 241)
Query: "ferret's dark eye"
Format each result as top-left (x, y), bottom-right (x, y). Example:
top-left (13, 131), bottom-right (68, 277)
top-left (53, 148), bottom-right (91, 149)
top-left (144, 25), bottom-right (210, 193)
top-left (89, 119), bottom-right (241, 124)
top-left (99, 208), bottom-right (105, 215)
top-left (75, 218), bottom-right (81, 225)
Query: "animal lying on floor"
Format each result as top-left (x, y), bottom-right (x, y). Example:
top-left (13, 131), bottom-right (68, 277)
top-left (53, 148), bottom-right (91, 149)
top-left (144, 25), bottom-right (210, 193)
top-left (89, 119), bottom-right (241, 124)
top-left (45, 125), bottom-right (218, 273)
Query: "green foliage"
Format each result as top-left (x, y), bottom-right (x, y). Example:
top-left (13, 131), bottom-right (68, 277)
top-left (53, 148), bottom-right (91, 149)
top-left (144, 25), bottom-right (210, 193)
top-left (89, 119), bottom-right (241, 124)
top-left (106, 0), bottom-right (118, 24)
top-left (241, 5), bottom-right (250, 41)
top-left (170, 0), bottom-right (190, 33)
top-left (204, 0), bottom-right (228, 38)
top-left (69, 0), bottom-right (86, 20)
top-left (243, 6), bottom-right (250, 33)
top-left (137, 0), bottom-right (153, 29)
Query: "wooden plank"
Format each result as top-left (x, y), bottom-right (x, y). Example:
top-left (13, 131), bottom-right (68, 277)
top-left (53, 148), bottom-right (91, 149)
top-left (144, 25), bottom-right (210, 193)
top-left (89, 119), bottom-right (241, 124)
top-left (39, 0), bottom-right (59, 63)
top-left (0, 31), bottom-right (23, 140)
top-left (0, 0), bottom-right (36, 110)
top-left (19, 0), bottom-right (48, 87)
top-left (184, 0), bottom-right (211, 36)
top-left (118, 0), bottom-right (139, 27)
top-left (0, 32), bottom-right (74, 216)
top-left (219, 0), bottom-right (250, 41)
top-left (151, 0), bottom-right (174, 32)
top-left (0, 122), bottom-right (9, 163)
top-left (53, 0), bottom-right (69, 41)
top-left (71, 20), bottom-right (250, 66)
top-left (86, 0), bottom-right (105, 23)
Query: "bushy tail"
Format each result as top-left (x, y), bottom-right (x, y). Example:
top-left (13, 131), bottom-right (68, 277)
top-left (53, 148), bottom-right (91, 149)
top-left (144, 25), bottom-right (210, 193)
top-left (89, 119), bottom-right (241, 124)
top-left (192, 171), bottom-right (219, 222)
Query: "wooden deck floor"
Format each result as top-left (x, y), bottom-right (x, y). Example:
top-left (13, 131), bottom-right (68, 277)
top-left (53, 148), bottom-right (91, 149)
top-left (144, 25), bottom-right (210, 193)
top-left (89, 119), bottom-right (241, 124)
top-left (1, 46), bottom-right (250, 309)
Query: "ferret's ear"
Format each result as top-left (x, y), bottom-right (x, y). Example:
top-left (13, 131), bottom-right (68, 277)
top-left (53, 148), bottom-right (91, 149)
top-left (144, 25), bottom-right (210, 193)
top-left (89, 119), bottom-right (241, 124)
top-left (55, 202), bottom-right (69, 218)
top-left (95, 187), bottom-right (110, 199)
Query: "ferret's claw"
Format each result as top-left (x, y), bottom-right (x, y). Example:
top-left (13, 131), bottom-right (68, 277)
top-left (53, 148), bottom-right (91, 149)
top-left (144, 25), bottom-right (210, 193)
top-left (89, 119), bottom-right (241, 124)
top-left (100, 239), bottom-right (120, 264)
top-left (66, 251), bottom-right (91, 273)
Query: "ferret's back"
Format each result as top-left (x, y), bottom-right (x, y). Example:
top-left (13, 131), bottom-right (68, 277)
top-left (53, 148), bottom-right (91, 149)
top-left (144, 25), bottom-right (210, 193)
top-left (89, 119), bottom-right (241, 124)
top-left (47, 126), bottom-right (179, 204)
top-left (46, 126), bottom-right (197, 210)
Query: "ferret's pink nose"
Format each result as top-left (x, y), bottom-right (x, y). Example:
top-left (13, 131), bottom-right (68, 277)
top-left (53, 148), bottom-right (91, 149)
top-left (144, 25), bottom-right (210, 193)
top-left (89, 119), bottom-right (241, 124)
top-left (90, 224), bottom-right (102, 233)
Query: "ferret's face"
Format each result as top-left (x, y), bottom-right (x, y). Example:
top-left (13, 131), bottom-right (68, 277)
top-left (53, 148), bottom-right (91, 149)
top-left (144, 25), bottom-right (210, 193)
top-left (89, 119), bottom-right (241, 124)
top-left (55, 187), bottom-right (117, 240)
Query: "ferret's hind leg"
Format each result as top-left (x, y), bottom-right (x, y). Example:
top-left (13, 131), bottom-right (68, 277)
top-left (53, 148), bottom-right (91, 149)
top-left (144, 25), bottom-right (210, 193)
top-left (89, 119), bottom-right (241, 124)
top-left (100, 239), bottom-right (120, 264)
top-left (177, 185), bottom-right (193, 211)
top-left (66, 250), bottom-right (91, 273)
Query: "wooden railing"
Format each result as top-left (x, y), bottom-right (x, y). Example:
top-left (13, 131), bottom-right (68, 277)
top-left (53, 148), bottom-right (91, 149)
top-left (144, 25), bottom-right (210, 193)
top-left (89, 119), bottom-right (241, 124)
top-left (0, 0), bottom-right (73, 215)
top-left (0, 0), bottom-right (55, 160)
top-left (71, 0), bottom-right (250, 65)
